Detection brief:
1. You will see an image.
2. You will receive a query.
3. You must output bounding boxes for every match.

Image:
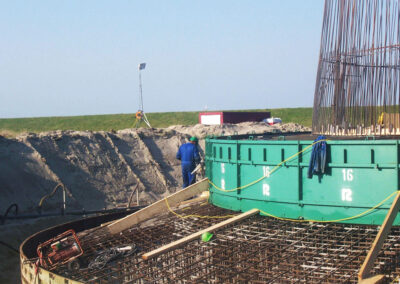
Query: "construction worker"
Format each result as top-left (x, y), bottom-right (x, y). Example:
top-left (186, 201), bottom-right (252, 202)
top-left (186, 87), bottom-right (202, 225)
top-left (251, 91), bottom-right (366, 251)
top-left (176, 136), bottom-right (200, 188)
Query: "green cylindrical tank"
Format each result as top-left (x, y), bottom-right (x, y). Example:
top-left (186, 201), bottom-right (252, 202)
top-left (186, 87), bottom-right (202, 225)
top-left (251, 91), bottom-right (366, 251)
top-left (205, 133), bottom-right (400, 225)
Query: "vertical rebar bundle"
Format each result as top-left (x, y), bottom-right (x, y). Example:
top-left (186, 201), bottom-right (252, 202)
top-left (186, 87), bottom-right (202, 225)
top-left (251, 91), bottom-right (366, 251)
top-left (313, 0), bottom-right (400, 135)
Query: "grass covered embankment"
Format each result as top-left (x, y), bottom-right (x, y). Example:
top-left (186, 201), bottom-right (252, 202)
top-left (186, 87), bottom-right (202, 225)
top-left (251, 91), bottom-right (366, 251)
top-left (0, 107), bottom-right (312, 137)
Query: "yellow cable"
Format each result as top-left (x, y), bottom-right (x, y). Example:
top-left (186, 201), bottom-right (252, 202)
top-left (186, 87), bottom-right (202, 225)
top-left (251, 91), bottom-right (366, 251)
top-left (256, 190), bottom-right (398, 223)
top-left (171, 139), bottom-right (397, 224)
top-left (209, 139), bottom-right (328, 192)
top-left (38, 183), bottom-right (65, 207)
top-left (166, 191), bottom-right (397, 223)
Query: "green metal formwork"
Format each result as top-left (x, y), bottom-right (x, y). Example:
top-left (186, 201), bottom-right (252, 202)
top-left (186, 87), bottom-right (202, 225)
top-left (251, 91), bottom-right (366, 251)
top-left (205, 136), bottom-right (400, 225)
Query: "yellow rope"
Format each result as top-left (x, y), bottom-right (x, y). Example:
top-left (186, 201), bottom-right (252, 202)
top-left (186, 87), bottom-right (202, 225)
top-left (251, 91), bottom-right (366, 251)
top-left (165, 191), bottom-right (398, 223)
top-left (257, 190), bottom-right (398, 223)
top-left (170, 139), bottom-right (397, 223)
top-left (208, 139), bottom-right (328, 192)
top-left (164, 198), bottom-right (237, 219)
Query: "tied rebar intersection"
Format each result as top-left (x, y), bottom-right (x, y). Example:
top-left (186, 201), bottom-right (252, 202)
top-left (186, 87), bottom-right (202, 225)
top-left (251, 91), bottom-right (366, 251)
top-left (50, 203), bottom-right (400, 283)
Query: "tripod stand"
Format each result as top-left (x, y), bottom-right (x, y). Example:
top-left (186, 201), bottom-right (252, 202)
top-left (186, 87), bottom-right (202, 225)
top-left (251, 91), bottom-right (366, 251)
top-left (134, 110), bottom-right (151, 128)
top-left (134, 63), bottom-right (152, 128)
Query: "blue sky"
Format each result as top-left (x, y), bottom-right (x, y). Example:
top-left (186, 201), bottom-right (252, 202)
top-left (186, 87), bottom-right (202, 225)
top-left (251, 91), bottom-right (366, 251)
top-left (0, 1), bottom-right (324, 118)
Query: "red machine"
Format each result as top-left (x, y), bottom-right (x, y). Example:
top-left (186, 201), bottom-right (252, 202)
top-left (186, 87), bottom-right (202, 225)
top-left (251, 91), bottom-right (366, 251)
top-left (37, 229), bottom-right (83, 269)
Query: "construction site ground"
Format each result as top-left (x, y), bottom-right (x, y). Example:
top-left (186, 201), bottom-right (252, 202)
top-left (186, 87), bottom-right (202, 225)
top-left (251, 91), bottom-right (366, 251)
top-left (1, 122), bottom-right (309, 282)
top-left (49, 202), bottom-right (400, 283)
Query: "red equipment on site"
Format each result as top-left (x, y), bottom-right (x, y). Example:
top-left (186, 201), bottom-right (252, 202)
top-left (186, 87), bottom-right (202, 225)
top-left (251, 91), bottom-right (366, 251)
top-left (37, 229), bottom-right (83, 269)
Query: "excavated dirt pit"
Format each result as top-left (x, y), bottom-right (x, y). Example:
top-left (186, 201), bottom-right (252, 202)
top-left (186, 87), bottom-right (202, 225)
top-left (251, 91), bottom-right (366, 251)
top-left (1, 122), bottom-right (309, 214)
top-left (0, 122), bottom-right (309, 281)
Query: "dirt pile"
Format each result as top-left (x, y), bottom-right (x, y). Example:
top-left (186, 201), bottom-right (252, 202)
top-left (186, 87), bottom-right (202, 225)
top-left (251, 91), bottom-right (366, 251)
top-left (168, 122), bottom-right (309, 139)
top-left (0, 123), bottom-right (310, 214)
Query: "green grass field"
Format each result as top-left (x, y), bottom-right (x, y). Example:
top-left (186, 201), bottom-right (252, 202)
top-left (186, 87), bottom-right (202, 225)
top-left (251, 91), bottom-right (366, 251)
top-left (0, 107), bottom-right (312, 137)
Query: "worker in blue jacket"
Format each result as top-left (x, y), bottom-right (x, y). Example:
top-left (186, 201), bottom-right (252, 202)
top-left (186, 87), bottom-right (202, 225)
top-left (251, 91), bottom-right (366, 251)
top-left (176, 136), bottom-right (200, 188)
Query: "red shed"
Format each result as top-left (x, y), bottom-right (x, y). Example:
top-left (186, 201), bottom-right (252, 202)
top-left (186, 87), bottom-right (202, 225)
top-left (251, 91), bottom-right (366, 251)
top-left (199, 112), bottom-right (271, 125)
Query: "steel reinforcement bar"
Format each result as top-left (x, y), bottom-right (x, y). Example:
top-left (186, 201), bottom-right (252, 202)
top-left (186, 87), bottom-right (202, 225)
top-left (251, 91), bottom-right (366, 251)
top-left (40, 203), bottom-right (400, 283)
top-left (313, 0), bottom-right (400, 136)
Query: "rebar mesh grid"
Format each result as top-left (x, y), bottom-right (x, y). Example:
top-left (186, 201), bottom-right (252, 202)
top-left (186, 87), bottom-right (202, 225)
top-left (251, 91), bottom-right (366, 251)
top-left (313, 0), bottom-right (400, 136)
top-left (51, 203), bottom-right (400, 283)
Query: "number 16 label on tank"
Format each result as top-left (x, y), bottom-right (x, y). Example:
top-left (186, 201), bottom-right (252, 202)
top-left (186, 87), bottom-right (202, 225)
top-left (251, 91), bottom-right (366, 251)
top-left (341, 169), bottom-right (353, 202)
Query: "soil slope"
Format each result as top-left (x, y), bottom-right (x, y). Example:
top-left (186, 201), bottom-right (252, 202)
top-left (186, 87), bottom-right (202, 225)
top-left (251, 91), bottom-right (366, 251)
top-left (0, 122), bottom-right (309, 214)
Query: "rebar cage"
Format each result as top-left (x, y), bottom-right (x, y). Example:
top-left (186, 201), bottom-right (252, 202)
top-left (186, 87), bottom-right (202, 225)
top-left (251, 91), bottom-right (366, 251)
top-left (22, 203), bottom-right (400, 283)
top-left (313, 0), bottom-right (400, 136)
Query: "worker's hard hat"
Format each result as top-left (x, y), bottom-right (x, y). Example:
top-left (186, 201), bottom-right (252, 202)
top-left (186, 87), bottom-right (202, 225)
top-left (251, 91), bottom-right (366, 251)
top-left (190, 136), bottom-right (198, 142)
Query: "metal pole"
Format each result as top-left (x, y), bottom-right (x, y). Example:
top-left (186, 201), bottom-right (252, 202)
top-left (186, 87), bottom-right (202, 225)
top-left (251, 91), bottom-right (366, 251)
top-left (139, 71), bottom-right (144, 111)
top-left (137, 63), bottom-right (151, 128)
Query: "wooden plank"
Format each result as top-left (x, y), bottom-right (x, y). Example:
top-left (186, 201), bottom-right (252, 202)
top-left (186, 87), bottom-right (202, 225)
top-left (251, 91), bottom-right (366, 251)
top-left (107, 178), bottom-right (209, 234)
top-left (358, 191), bottom-right (400, 280)
top-left (142, 208), bottom-right (260, 260)
top-left (358, 275), bottom-right (385, 284)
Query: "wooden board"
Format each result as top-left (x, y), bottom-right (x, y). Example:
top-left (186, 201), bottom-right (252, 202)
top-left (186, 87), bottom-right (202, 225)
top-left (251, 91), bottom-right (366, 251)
top-left (107, 178), bottom-right (209, 234)
top-left (358, 191), bottom-right (400, 280)
top-left (142, 208), bottom-right (260, 260)
top-left (358, 274), bottom-right (385, 284)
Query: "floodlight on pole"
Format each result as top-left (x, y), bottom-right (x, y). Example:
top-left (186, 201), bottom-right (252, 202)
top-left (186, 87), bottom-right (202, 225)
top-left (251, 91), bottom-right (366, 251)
top-left (135, 62), bottom-right (152, 128)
